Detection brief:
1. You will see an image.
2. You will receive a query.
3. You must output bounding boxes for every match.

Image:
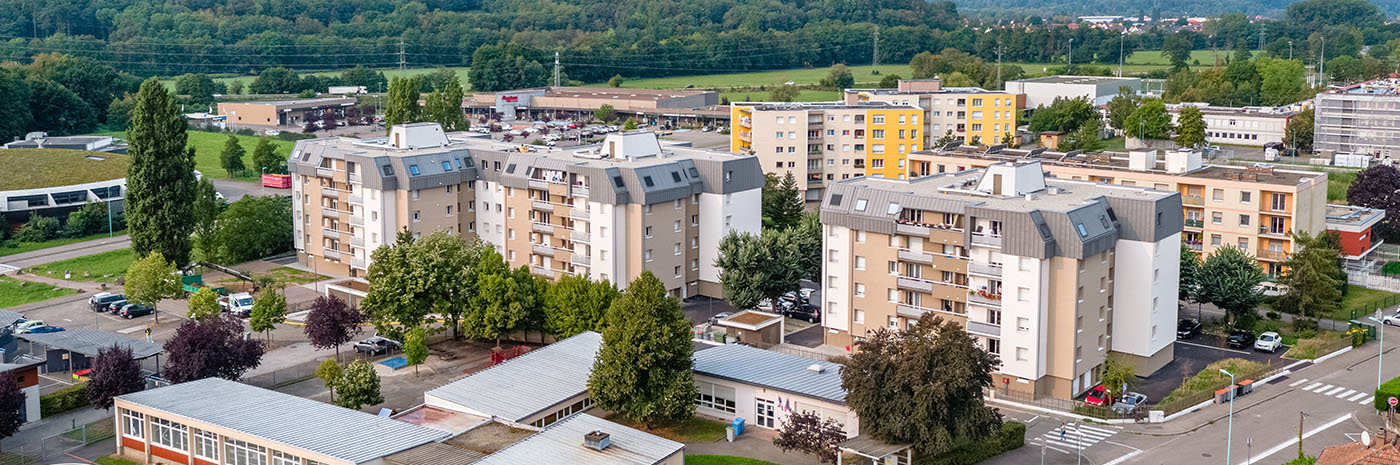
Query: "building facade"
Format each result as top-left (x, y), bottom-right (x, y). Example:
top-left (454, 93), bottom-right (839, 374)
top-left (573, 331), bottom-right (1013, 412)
top-left (1167, 104), bottom-right (1296, 147)
top-left (692, 344), bottom-right (859, 437)
top-left (464, 86), bottom-right (723, 127)
top-left (845, 79), bottom-right (1021, 149)
top-left (217, 98), bottom-right (356, 129)
top-left (1315, 78), bottom-right (1400, 156)
top-left (1005, 75), bottom-right (1143, 108)
top-left (820, 161), bottom-right (1181, 399)
top-left (289, 124), bottom-right (762, 298)
top-left (1325, 204), bottom-right (1386, 266)
top-left (908, 146), bottom-right (1328, 275)
top-left (730, 102), bottom-right (923, 200)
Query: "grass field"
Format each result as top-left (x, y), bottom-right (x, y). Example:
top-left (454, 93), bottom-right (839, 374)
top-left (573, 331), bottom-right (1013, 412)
top-left (0, 276), bottom-right (77, 307)
top-left (1, 148), bottom-right (128, 191)
top-left (256, 266), bottom-right (329, 285)
top-left (30, 248), bottom-right (137, 283)
top-left (96, 130), bottom-right (295, 182)
top-left (1327, 169), bottom-right (1358, 203)
top-left (0, 230), bottom-right (127, 258)
top-left (1124, 49), bottom-right (1257, 67)
top-left (1333, 285), bottom-right (1400, 322)
top-left (603, 413), bottom-right (728, 443)
top-left (96, 457), bottom-right (143, 465)
top-left (685, 456), bottom-right (782, 465)
top-left (159, 67), bottom-right (471, 94)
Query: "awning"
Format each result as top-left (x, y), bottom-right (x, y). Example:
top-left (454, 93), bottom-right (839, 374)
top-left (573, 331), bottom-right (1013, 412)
top-left (18, 328), bottom-right (163, 359)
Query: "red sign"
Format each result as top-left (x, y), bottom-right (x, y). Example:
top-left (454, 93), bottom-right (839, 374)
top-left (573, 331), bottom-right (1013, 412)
top-left (1389, 397), bottom-right (1397, 407)
top-left (1003, 377), bottom-right (1010, 385)
top-left (502, 96), bottom-right (518, 102)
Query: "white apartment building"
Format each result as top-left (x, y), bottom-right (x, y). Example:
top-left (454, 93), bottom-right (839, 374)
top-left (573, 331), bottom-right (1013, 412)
top-left (1167, 103), bottom-right (1297, 147)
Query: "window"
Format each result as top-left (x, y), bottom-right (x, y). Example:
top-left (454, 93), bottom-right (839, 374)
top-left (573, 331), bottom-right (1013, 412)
top-left (855, 283), bottom-right (866, 297)
top-left (1212, 212), bottom-right (1223, 224)
top-left (412, 211), bottom-right (420, 222)
top-left (193, 429), bottom-right (218, 461)
top-left (643, 176), bottom-right (654, 187)
top-left (1212, 189), bottom-right (1224, 201)
top-left (692, 259), bottom-right (699, 270)
top-left (674, 220), bottom-right (681, 232)
top-left (888, 289), bottom-right (898, 302)
top-left (121, 409), bottom-right (144, 439)
top-left (411, 189), bottom-right (419, 200)
top-left (224, 438), bottom-right (267, 465)
top-left (854, 199), bottom-right (868, 211)
top-left (888, 261), bottom-right (898, 274)
top-left (854, 309), bottom-right (865, 324)
top-left (441, 161), bottom-right (452, 171)
top-left (409, 165), bottom-right (420, 175)
top-left (887, 316), bottom-right (898, 329)
top-left (644, 250), bottom-right (652, 262)
top-left (1240, 192), bottom-right (1251, 203)
top-left (674, 243), bottom-right (681, 255)
top-left (644, 226), bottom-right (652, 238)
top-left (1211, 234), bottom-right (1222, 246)
top-left (872, 129), bottom-right (885, 139)
top-left (1016, 347), bottom-right (1028, 361)
top-left (1239, 215), bottom-right (1250, 226)
top-left (674, 265), bottom-right (682, 277)
top-left (150, 416), bottom-right (188, 451)
top-left (696, 380), bottom-right (737, 413)
top-left (1238, 238), bottom-right (1249, 250)
top-left (1075, 224), bottom-right (1087, 237)
top-left (872, 158), bottom-right (884, 168)
top-left (1017, 287), bottom-right (1030, 301)
top-left (886, 202), bottom-right (901, 215)
top-left (270, 450), bottom-right (301, 465)
top-left (855, 256), bottom-right (866, 270)
top-left (872, 115), bottom-right (885, 124)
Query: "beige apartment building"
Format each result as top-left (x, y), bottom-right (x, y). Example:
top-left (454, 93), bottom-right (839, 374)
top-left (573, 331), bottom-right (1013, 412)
top-left (288, 123), bottom-right (763, 298)
top-left (908, 145), bottom-right (1328, 275)
top-left (820, 161), bottom-right (1181, 399)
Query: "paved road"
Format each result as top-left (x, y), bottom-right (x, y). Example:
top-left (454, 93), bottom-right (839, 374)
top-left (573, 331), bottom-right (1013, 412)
top-left (0, 234), bottom-right (131, 270)
top-left (212, 178), bottom-right (287, 201)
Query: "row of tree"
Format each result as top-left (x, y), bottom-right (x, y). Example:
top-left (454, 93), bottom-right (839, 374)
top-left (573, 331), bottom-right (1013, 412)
top-left (0, 53), bottom-right (141, 141)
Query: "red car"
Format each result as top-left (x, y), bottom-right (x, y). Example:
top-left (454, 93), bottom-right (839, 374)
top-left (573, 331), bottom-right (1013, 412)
top-left (1085, 385), bottom-right (1112, 406)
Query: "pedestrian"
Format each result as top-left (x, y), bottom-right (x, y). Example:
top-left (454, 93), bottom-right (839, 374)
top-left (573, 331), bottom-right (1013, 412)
top-left (145, 327), bottom-right (153, 343)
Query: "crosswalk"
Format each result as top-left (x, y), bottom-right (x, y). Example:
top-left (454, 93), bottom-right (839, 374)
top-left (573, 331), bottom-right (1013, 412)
top-left (1033, 422), bottom-right (1118, 453)
top-left (1288, 378), bottom-right (1374, 404)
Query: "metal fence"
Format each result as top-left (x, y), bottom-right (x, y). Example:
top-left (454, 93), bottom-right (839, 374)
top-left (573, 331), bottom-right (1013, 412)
top-left (0, 419), bottom-right (114, 465)
top-left (242, 352), bottom-right (374, 389)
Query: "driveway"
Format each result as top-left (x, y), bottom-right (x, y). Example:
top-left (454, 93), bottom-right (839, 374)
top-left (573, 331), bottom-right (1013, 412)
top-left (1136, 334), bottom-right (1288, 403)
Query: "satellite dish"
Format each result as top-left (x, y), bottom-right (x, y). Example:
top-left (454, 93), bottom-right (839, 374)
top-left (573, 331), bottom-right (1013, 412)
top-left (1363, 431), bottom-right (1372, 447)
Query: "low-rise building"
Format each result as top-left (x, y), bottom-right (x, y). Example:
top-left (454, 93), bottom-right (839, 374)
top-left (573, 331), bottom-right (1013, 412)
top-left (464, 86), bottom-right (722, 127)
top-left (1005, 75), bottom-right (1143, 108)
top-left (470, 414), bottom-right (684, 465)
top-left (0, 148), bottom-right (126, 220)
top-left (692, 343), bottom-right (859, 436)
top-left (1325, 204), bottom-right (1387, 266)
top-left (845, 79), bottom-right (1021, 149)
top-left (424, 331), bottom-right (601, 428)
top-left (3, 133), bottom-right (126, 153)
top-left (218, 97), bottom-right (356, 129)
top-left (1, 355), bottom-right (42, 425)
top-left (1166, 103), bottom-right (1297, 147)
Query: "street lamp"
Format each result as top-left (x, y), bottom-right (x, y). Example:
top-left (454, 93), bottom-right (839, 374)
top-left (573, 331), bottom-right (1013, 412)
top-left (1220, 368), bottom-right (1235, 465)
top-left (1369, 313), bottom-right (1385, 392)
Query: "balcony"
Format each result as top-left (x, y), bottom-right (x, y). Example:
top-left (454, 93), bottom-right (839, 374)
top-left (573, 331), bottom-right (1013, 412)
top-left (1186, 242), bottom-right (1203, 251)
top-left (1183, 196), bottom-right (1205, 206)
top-left (970, 233), bottom-right (1002, 247)
top-left (738, 117), bottom-right (752, 128)
top-left (1258, 250), bottom-right (1288, 261)
top-left (895, 222), bottom-right (931, 237)
top-left (349, 215), bottom-right (364, 226)
top-left (571, 230), bottom-right (590, 243)
top-left (808, 175), bottom-right (823, 186)
top-left (528, 179), bottom-right (549, 190)
top-left (897, 302), bottom-right (964, 319)
top-left (323, 227), bottom-right (350, 237)
top-left (896, 276), bottom-right (934, 293)
top-left (571, 254), bottom-right (590, 266)
top-left (1185, 219), bottom-right (1204, 228)
top-left (897, 249), bottom-right (933, 265)
top-left (738, 133), bottom-right (752, 143)
top-left (323, 249), bottom-right (342, 260)
top-left (965, 320), bottom-right (1001, 338)
top-left (571, 185), bottom-right (589, 197)
top-left (320, 208), bottom-right (344, 218)
top-left (351, 257), bottom-right (366, 269)
top-left (348, 193), bottom-right (363, 204)
top-left (350, 236), bottom-right (364, 248)
top-left (1259, 227), bottom-right (1290, 239)
top-left (968, 291), bottom-right (1002, 307)
top-left (316, 167), bottom-right (334, 178)
top-left (532, 243), bottom-right (555, 257)
top-left (968, 262), bottom-right (1002, 277)
top-left (570, 209), bottom-right (590, 220)
top-left (531, 265), bottom-right (554, 278)
top-left (532, 222), bottom-right (555, 235)
top-left (532, 200), bottom-right (553, 211)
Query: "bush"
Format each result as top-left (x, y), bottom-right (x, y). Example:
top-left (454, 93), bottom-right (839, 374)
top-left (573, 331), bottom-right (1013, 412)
top-left (918, 422), bottom-right (1025, 465)
top-left (1266, 311), bottom-right (1281, 320)
top-left (41, 383), bottom-right (88, 416)
top-left (1160, 359), bottom-right (1266, 405)
top-left (1292, 318), bottom-right (1319, 333)
top-left (1382, 261), bottom-right (1400, 276)
top-left (14, 213), bottom-right (60, 243)
top-left (1375, 376), bottom-right (1400, 411)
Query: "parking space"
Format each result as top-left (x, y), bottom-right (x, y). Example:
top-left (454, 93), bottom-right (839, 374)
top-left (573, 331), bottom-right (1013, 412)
top-left (1136, 333), bottom-right (1288, 403)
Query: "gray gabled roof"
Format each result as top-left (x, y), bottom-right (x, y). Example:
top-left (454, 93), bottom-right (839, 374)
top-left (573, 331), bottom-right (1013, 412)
top-left (692, 344), bottom-right (847, 404)
top-left (0, 308), bottom-right (23, 328)
top-left (473, 414), bottom-right (683, 465)
top-left (18, 327), bottom-right (163, 359)
top-left (424, 331), bottom-right (602, 422)
top-left (117, 378), bottom-right (447, 464)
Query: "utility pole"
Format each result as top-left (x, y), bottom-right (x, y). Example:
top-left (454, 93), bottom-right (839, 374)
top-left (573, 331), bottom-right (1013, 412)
top-left (1320, 36), bottom-right (1326, 85)
top-left (1298, 412), bottom-right (1308, 458)
top-left (1259, 23), bottom-right (1265, 52)
top-left (996, 44), bottom-right (1003, 89)
top-left (1289, 40), bottom-right (1294, 60)
top-left (553, 51), bottom-right (561, 87)
top-left (398, 40), bottom-right (406, 70)
top-left (1068, 38), bottom-right (1074, 68)
top-left (873, 26), bottom-right (880, 75)
top-left (1119, 31), bottom-right (1125, 77)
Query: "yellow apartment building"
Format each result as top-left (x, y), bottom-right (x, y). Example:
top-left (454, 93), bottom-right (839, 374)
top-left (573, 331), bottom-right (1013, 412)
top-left (845, 78), bottom-right (1022, 148)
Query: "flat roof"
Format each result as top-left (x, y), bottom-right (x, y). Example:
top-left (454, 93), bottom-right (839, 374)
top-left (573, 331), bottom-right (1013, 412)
top-left (692, 343), bottom-right (847, 404)
top-left (1009, 75), bottom-right (1142, 85)
top-left (223, 97), bottom-right (356, 107)
top-left (1324, 78), bottom-right (1400, 96)
top-left (735, 101), bottom-right (920, 111)
top-left (1326, 204), bottom-right (1386, 228)
top-left (472, 414), bottom-right (683, 465)
top-left (425, 331), bottom-right (601, 422)
top-left (1167, 104), bottom-right (1297, 118)
top-left (544, 86), bottom-right (713, 100)
top-left (915, 146), bottom-right (1325, 186)
top-left (845, 86), bottom-right (1001, 96)
top-left (833, 165), bottom-right (1170, 214)
top-left (0, 355), bottom-right (43, 373)
top-left (18, 328), bottom-right (163, 360)
top-left (0, 148), bottom-right (128, 191)
top-left (118, 378), bottom-right (447, 463)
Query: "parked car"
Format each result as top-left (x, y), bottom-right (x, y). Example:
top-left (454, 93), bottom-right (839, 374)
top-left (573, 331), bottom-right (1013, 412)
top-left (1176, 319), bottom-right (1202, 339)
top-left (1112, 392), bottom-right (1148, 414)
top-left (1085, 385), bottom-right (1112, 406)
top-left (117, 303), bottom-right (155, 319)
top-left (28, 325), bottom-right (65, 334)
top-left (1383, 310), bottom-right (1400, 327)
top-left (354, 336), bottom-right (402, 356)
top-left (708, 312), bottom-right (734, 325)
top-left (783, 304), bottom-right (821, 323)
top-left (1255, 331), bottom-right (1283, 353)
top-left (12, 320), bottom-right (46, 334)
top-left (90, 293), bottom-right (126, 312)
top-left (1227, 330), bottom-right (1256, 349)
top-left (101, 299), bottom-right (129, 313)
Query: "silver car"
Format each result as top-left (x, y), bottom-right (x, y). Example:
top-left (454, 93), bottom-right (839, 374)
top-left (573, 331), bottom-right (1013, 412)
top-left (1111, 392), bottom-right (1148, 414)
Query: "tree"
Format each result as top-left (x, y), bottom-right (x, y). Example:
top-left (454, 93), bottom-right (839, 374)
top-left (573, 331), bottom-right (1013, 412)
top-left (174, 73), bottom-right (223, 105)
top-left (1162, 33), bottom-right (1194, 69)
top-left (384, 76), bottom-right (421, 129)
top-left (1026, 105), bottom-right (1059, 134)
top-left (125, 251), bottom-right (180, 324)
top-left (769, 84), bottom-right (799, 102)
top-left (192, 178), bottom-right (220, 261)
top-left (623, 117), bottom-right (638, 130)
top-left (363, 231), bottom-right (435, 340)
top-left (588, 272), bottom-right (697, 427)
top-left (304, 295), bottom-right (365, 362)
top-left (316, 358), bottom-right (343, 402)
top-left (0, 373), bottom-right (23, 446)
top-left (715, 229), bottom-right (804, 310)
top-left (544, 274), bottom-right (619, 337)
top-left (1197, 246), bottom-right (1266, 330)
top-left (403, 326), bottom-right (428, 377)
top-left (468, 44), bottom-right (548, 92)
top-left (26, 78), bottom-right (98, 135)
top-left (414, 231), bottom-right (477, 339)
top-left (1277, 232), bottom-right (1342, 320)
top-left (1058, 119), bottom-right (1105, 153)
top-left (1105, 88), bottom-right (1139, 133)
top-left (935, 129), bottom-right (959, 146)
top-left (248, 67), bottom-right (302, 94)
top-left (1347, 165), bottom-right (1400, 243)
top-left (127, 78), bottom-right (196, 268)
top-left (1124, 99), bottom-right (1173, 140)
top-left (334, 359), bottom-right (383, 410)
top-left (1257, 57), bottom-right (1308, 106)
top-left (1284, 108), bottom-right (1314, 153)
top-left (819, 64), bottom-right (854, 90)
top-left (341, 65), bottom-right (387, 91)
top-left (14, 213), bottom-right (58, 242)
top-left (608, 74), bottom-right (624, 87)
top-left (220, 134), bottom-right (246, 177)
top-left (424, 75), bottom-right (466, 131)
top-left (249, 289), bottom-right (287, 341)
top-left (467, 263), bottom-right (545, 345)
top-left (163, 315), bottom-right (265, 383)
top-left (762, 172), bottom-right (804, 230)
top-left (1101, 357), bottom-right (1139, 398)
top-left (1174, 106), bottom-right (1207, 147)
top-left (86, 345), bottom-right (143, 410)
top-left (0, 69), bottom-right (34, 142)
top-left (594, 104), bottom-right (616, 123)
top-left (909, 51), bottom-right (938, 79)
top-left (772, 410), bottom-right (847, 464)
top-left (215, 195), bottom-right (293, 263)
top-left (251, 138), bottom-right (281, 174)
top-left (842, 313), bottom-right (1002, 455)
top-left (788, 212), bottom-right (823, 281)
top-left (105, 94), bottom-right (135, 130)
top-left (878, 74), bottom-right (902, 88)
top-left (1180, 243), bottom-right (1202, 303)
top-left (227, 81), bottom-right (244, 95)
top-left (187, 287), bottom-right (221, 321)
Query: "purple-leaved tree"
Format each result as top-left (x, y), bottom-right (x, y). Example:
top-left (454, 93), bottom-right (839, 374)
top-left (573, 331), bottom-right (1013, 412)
top-left (303, 295), bottom-right (365, 362)
top-left (1346, 165), bottom-right (1400, 243)
top-left (87, 345), bottom-right (145, 410)
top-left (163, 316), bottom-right (264, 383)
top-left (0, 373), bottom-right (25, 450)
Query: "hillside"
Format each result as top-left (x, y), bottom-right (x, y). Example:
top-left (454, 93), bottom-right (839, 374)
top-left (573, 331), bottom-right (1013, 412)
top-left (954, 0), bottom-right (1400, 17)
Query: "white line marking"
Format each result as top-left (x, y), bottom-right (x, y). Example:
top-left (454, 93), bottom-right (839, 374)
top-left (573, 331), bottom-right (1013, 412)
top-left (1348, 392), bottom-right (1369, 402)
top-left (1104, 450), bottom-right (1143, 465)
top-left (1237, 413), bottom-right (1352, 465)
top-left (1315, 384), bottom-right (1335, 393)
top-left (1283, 360), bottom-right (1310, 371)
top-left (1337, 389), bottom-right (1357, 399)
top-left (1324, 386), bottom-right (1346, 396)
top-left (117, 325), bottom-right (145, 334)
top-left (1030, 439), bottom-right (1072, 454)
top-left (1103, 440), bottom-right (1142, 452)
top-left (1028, 415), bottom-right (1040, 424)
top-left (1362, 396), bottom-right (1376, 405)
top-left (0, 264), bottom-right (19, 273)
top-left (1303, 382), bottom-right (1323, 391)
top-left (1176, 340), bottom-right (1251, 354)
top-left (1043, 438), bottom-right (1084, 450)
top-left (1073, 423), bottom-right (1119, 435)
top-left (1288, 378), bottom-right (1310, 387)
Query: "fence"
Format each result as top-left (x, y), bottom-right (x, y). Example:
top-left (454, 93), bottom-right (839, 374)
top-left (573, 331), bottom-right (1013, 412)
top-left (242, 351), bottom-right (375, 389)
top-left (990, 361), bottom-right (1283, 421)
top-left (1336, 291), bottom-right (1400, 323)
top-left (749, 341), bottom-right (849, 363)
top-left (1348, 271), bottom-right (1400, 294)
top-left (0, 419), bottom-right (115, 465)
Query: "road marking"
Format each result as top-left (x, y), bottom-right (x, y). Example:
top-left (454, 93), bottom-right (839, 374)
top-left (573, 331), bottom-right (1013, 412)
top-left (1176, 340), bottom-right (1251, 354)
top-left (1237, 413), bottom-right (1352, 465)
top-left (1035, 423), bottom-right (1117, 451)
top-left (0, 264), bottom-right (18, 273)
top-left (1337, 389), bottom-right (1357, 399)
top-left (1288, 378), bottom-right (1311, 387)
top-left (1314, 384), bottom-right (1335, 393)
top-left (117, 325), bottom-right (146, 334)
top-left (1103, 450), bottom-right (1144, 465)
top-left (1362, 396), bottom-right (1376, 405)
top-left (1303, 382), bottom-right (1323, 391)
top-left (1030, 438), bottom-right (1072, 455)
top-left (1324, 386), bottom-right (1347, 396)
top-left (1348, 392), bottom-right (1369, 402)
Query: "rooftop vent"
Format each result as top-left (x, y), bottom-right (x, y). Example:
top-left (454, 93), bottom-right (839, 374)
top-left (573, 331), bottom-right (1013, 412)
top-left (807, 364), bottom-right (826, 374)
top-left (584, 431), bottom-right (611, 451)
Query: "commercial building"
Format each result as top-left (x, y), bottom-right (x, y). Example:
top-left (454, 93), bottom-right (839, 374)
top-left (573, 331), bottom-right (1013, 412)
top-left (1315, 78), bottom-right (1400, 156)
top-left (288, 123), bottom-right (762, 298)
top-left (730, 101), bottom-right (923, 200)
top-left (0, 148), bottom-right (125, 220)
top-left (464, 86), bottom-right (723, 127)
top-left (692, 343), bottom-right (859, 436)
top-left (3, 133), bottom-right (127, 153)
top-left (1324, 204), bottom-right (1386, 266)
top-left (1166, 104), bottom-right (1297, 147)
top-left (112, 378), bottom-right (448, 465)
top-left (217, 97), bottom-right (357, 129)
top-left (907, 145), bottom-right (1328, 275)
top-left (820, 161), bottom-right (1181, 399)
top-left (1005, 75), bottom-right (1143, 108)
top-left (423, 331), bottom-right (601, 428)
top-left (845, 79), bottom-right (1021, 149)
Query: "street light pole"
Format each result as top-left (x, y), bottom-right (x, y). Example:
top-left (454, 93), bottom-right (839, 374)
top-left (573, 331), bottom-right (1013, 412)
top-left (1221, 368), bottom-right (1236, 465)
top-left (1370, 313), bottom-right (1385, 392)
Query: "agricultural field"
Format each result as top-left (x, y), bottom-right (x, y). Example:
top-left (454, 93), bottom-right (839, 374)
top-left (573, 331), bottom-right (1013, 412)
top-left (1123, 49), bottom-right (1258, 66)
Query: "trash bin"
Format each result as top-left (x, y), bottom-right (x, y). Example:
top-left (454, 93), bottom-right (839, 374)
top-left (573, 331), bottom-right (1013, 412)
top-left (726, 426), bottom-right (735, 442)
top-left (732, 417), bottom-right (746, 436)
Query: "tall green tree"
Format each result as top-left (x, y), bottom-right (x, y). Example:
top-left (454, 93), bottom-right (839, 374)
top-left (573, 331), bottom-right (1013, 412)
top-left (468, 264), bottom-right (545, 345)
top-left (340, 65), bottom-right (388, 91)
top-left (251, 138), bottom-right (281, 175)
top-left (214, 195), bottom-right (293, 263)
top-left (715, 230), bottom-right (803, 310)
top-left (424, 75), bottom-right (466, 131)
top-left (415, 231), bottom-right (477, 339)
top-left (789, 212), bottom-right (823, 282)
top-left (403, 326), bottom-right (428, 377)
top-left (127, 78), bottom-right (196, 268)
top-left (1198, 246), bottom-right (1266, 330)
top-left (1284, 108), bottom-right (1314, 153)
top-left (192, 178), bottom-right (220, 263)
top-left (1105, 86), bottom-right (1140, 132)
top-left (842, 313), bottom-right (1002, 456)
top-left (362, 230), bottom-right (433, 340)
top-left (384, 76), bottom-right (421, 130)
top-left (1276, 231), bottom-right (1343, 320)
top-left (1257, 57), bottom-right (1308, 106)
top-left (762, 172), bottom-right (805, 230)
top-left (588, 272), bottom-right (697, 427)
top-left (1175, 106), bottom-right (1207, 148)
top-left (1180, 243), bottom-right (1202, 303)
top-left (125, 251), bottom-right (181, 324)
top-left (249, 289), bottom-right (287, 341)
top-left (187, 287), bottom-right (221, 321)
top-left (248, 67), bottom-right (302, 94)
top-left (1058, 119), bottom-right (1105, 152)
top-left (544, 274), bottom-right (619, 337)
top-left (334, 359), bottom-right (384, 410)
top-left (1124, 99), bottom-right (1173, 141)
top-left (26, 78), bottom-right (97, 135)
top-left (1162, 33), bottom-right (1194, 69)
top-left (594, 104), bottom-right (616, 123)
top-left (316, 359), bottom-right (343, 402)
top-left (220, 134), bottom-right (246, 177)
top-left (819, 64), bottom-right (855, 90)
top-left (468, 44), bottom-right (548, 92)
top-left (878, 74), bottom-right (902, 88)
top-left (769, 84), bottom-right (799, 102)
top-left (174, 73), bottom-right (223, 105)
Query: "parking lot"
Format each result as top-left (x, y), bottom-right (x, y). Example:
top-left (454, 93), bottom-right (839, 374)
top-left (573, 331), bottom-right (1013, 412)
top-left (1135, 316), bottom-right (1289, 403)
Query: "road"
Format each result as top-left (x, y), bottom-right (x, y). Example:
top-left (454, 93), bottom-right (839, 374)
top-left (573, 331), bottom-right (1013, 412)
top-left (0, 234), bottom-right (131, 271)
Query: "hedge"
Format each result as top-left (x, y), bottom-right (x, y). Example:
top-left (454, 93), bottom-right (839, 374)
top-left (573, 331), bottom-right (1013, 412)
top-left (1375, 376), bottom-right (1400, 412)
top-left (918, 421), bottom-right (1026, 465)
top-left (40, 383), bottom-right (88, 417)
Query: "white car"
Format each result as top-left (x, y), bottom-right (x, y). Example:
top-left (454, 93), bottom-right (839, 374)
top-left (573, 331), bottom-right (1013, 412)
top-left (12, 320), bottom-right (46, 334)
top-left (1383, 311), bottom-right (1400, 326)
top-left (264, 129), bottom-right (281, 136)
top-left (1255, 331), bottom-right (1283, 353)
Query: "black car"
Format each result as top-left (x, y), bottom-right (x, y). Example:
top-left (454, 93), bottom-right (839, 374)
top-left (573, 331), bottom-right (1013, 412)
top-left (116, 303), bottom-right (155, 319)
top-left (783, 303), bottom-right (821, 323)
top-left (1176, 319), bottom-right (1202, 339)
top-left (354, 336), bottom-right (402, 356)
top-left (90, 293), bottom-right (126, 312)
top-left (1227, 330), bottom-right (1256, 348)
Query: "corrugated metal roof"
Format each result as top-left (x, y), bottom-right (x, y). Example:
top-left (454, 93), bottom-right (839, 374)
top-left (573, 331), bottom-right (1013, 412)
top-left (18, 327), bottom-right (163, 359)
top-left (116, 378), bottom-right (447, 464)
top-left (425, 331), bottom-right (602, 422)
top-left (692, 344), bottom-right (847, 404)
top-left (383, 442), bottom-right (487, 465)
top-left (473, 414), bottom-right (683, 465)
top-left (0, 308), bottom-right (23, 328)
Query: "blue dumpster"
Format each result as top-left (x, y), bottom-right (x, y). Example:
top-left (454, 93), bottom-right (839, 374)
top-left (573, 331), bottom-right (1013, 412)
top-left (732, 417), bottom-right (746, 436)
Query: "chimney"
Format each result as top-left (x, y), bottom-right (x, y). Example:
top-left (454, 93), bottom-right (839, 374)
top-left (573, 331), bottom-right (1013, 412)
top-left (584, 431), bottom-right (611, 451)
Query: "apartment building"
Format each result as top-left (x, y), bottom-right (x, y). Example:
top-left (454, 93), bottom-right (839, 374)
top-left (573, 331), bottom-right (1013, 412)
top-left (730, 102), bottom-right (923, 200)
top-left (1166, 103), bottom-right (1296, 147)
top-left (288, 123), bottom-right (762, 298)
top-left (820, 161), bottom-right (1181, 399)
top-left (908, 145), bottom-right (1328, 275)
top-left (1316, 78), bottom-right (1400, 156)
top-left (845, 79), bottom-right (1021, 149)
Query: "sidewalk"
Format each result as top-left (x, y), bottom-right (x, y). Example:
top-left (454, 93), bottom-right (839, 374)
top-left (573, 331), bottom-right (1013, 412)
top-left (0, 406), bottom-right (111, 451)
top-left (684, 426), bottom-right (821, 465)
top-left (0, 235), bottom-right (131, 270)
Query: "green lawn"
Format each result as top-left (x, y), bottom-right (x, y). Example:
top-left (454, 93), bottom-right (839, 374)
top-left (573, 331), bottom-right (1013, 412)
top-left (1334, 285), bottom-right (1400, 322)
top-left (96, 457), bottom-right (143, 465)
top-left (0, 275), bottom-right (77, 307)
top-left (1100, 136), bottom-right (1129, 152)
top-left (1328, 169), bottom-right (1358, 203)
top-left (95, 130), bottom-right (295, 182)
top-left (29, 248), bottom-right (137, 283)
top-left (685, 456), bottom-right (782, 465)
top-left (603, 413), bottom-right (729, 443)
top-left (257, 266), bottom-right (330, 285)
top-left (159, 67), bottom-right (472, 94)
top-left (1124, 49), bottom-right (1258, 66)
top-left (1160, 358), bottom-right (1267, 405)
top-left (0, 229), bottom-right (127, 257)
top-left (1, 148), bottom-right (128, 191)
top-left (722, 89), bottom-right (842, 103)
